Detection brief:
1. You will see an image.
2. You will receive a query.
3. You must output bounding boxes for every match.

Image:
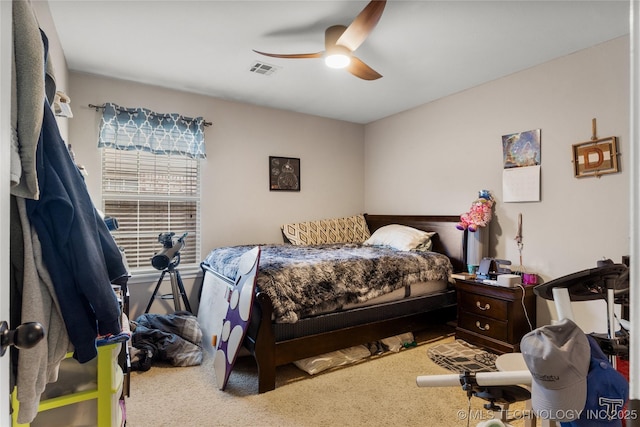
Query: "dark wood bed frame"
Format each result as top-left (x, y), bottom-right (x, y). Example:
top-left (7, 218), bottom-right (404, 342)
top-left (201, 214), bottom-right (468, 393)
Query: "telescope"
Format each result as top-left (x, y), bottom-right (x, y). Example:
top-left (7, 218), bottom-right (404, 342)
top-left (146, 231), bottom-right (192, 314)
top-left (151, 232), bottom-right (188, 271)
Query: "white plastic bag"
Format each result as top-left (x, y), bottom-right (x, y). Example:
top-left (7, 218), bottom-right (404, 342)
top-left (380, 332), bottom-right (415, 352)
top-left (294, 345), bottom-right (372, 375)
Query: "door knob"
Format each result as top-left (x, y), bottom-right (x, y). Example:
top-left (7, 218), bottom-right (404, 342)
top-left (0, 320), bottom-right (45, 357)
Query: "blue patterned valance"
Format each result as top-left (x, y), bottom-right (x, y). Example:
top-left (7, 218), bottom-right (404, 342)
top-left (98, 103), bottom-right (206, 159)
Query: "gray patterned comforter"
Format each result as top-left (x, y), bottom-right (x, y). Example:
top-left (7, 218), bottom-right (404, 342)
top-left (203, 243), bottom-right (453, 323)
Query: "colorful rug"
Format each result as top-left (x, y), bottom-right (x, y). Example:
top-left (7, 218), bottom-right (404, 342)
top-left (427, 340), bottom-right (498, 373)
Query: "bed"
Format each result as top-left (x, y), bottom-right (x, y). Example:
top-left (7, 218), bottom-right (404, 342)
top-left (198, 214), bottom-right (468, 393)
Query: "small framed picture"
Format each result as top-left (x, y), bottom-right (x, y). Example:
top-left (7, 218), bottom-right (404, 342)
top-left (572, 137), bottom-right (619, 178)
top-left (269, 156), bottom-right (300, 191)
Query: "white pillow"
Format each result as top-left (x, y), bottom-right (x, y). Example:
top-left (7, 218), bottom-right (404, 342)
top-left (363, 224), bottom-right (435, 251)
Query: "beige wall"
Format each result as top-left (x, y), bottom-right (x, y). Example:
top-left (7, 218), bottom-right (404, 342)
top-left (364, 36), bottom-right (630, 328)
top-left (68, 73), bottom-right (365, 317)
top-left (32, 0), bottom-right (69, 140)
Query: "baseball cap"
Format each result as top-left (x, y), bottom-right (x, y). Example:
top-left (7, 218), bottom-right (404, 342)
top-left (520, 318), bottom-right (590, 422)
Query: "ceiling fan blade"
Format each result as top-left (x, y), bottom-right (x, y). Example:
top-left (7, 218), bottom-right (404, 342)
top-left (253, 50), bottom-right (323, 59)
top-left (347, 56), bottom-right (382, 80)
top-left (336, 0), bottom-right (387, 52)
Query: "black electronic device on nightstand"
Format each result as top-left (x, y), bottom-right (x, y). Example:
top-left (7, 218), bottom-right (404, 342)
top-left (476, 257), bottom-right (512, 280)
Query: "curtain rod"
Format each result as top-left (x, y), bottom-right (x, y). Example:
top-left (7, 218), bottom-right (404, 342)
top-left (88, 103), bottom-right (212, 127)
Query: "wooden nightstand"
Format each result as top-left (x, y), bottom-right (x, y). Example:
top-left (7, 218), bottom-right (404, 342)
top-left (454, 279), bottom-right (537, 354)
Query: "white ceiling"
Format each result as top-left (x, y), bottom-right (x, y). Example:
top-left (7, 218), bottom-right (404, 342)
top-left (46, 0), bottom-right (630, 124)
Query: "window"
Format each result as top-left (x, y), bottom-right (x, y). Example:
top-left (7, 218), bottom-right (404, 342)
top-left (101, 149), bottom-right (200, 271)
top-left (98, 103), bottom-right (206, 272)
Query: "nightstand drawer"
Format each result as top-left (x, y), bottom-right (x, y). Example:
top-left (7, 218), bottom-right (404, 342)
top-left (459, 291), bottom-right (508, 320)
top-left (458, 312), bottom-right (509, 342)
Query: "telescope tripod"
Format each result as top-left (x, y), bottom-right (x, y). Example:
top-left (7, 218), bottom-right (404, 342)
top-left (145, 264), bottom-right (192, 314)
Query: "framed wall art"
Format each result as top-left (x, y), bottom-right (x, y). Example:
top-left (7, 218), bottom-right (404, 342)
top-left (572, 137), bottom-right (619, 178)
top-left (269, 156), bottom-right (300, 191)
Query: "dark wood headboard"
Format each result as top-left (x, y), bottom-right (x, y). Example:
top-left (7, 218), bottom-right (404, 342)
top-left (364, 214), bottom-right (467, 273)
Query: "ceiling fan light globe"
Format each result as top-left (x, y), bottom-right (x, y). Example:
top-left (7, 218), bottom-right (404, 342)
top-left (325, 54), bottom-right (351, 69)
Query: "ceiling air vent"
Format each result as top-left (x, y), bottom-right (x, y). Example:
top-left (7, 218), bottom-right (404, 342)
top-left (249, 61), bottom-right (279, 76)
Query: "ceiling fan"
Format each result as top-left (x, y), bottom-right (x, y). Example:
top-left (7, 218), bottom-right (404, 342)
top-left (253, 0), bottom-right (387, 80)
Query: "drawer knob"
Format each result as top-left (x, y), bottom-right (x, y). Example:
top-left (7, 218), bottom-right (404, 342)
top-left (476, 301), bottom-right (490, 311)
top-left (475, 321), bottom-right (490, 331)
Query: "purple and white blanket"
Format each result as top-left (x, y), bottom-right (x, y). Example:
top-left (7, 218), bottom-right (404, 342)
top-left (203, 243), bottom-right (453, 323)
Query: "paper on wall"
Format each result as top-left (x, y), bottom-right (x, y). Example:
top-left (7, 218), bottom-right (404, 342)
top-left (503, 165), bottom-right (541, 202)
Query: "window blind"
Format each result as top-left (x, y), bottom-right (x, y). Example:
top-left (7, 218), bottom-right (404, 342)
top-left (102, 148), bottom-right (200, 270)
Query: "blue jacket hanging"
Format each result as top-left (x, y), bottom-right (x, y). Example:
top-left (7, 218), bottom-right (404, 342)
top-left (26, 102), bottom-right (127, 363)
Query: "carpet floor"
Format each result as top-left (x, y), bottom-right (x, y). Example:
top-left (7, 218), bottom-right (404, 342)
top-left (125, 324), bottom-right (530, 427)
